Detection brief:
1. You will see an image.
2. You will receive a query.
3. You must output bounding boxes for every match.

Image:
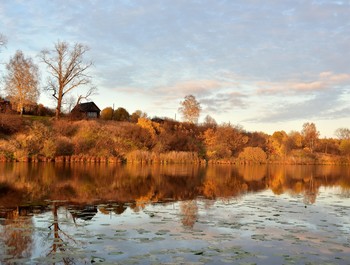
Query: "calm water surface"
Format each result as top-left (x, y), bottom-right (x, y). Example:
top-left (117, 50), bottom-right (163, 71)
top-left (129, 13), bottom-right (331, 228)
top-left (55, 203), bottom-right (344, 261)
top-left (0, 163), bottom-right (349, 264)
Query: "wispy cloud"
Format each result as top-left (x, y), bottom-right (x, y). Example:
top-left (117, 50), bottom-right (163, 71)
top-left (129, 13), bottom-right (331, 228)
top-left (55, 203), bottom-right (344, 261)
top-left (1, 0), bottom-right (350, 136)
top-left (249, 85), bottom-right (349, 123)
top-left (257, 72), bottom-right (350, 95)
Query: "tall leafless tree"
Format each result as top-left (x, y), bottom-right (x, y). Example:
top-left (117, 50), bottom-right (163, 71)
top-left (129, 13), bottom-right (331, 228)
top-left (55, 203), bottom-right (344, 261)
top-left (4, 50), bottom-right (40, 115)
top-left (40, 41), bottom-right (93, 119)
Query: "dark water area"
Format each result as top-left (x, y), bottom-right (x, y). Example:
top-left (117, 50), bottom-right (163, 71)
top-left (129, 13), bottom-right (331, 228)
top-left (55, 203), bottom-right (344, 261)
top-left (0, 163), bottom-right (349, 264)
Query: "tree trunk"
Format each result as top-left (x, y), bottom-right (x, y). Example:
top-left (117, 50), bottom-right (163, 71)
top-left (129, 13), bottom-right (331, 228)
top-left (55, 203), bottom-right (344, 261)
top-left (56, 96), bottom-right (62, 119)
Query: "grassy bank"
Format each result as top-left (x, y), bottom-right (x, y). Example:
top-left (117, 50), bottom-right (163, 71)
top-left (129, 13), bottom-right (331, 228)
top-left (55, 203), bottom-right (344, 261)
top-left (0, 114), bottom-right (349, 165)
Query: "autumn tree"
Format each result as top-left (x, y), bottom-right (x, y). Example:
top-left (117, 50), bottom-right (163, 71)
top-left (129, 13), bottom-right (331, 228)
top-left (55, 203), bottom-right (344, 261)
top-left (100, 107), bottom-right (114, 120)
top-left (287, 130), bottom-right (303, 149)
top-left (336, 128), bottom-right (350, 157)
top-left (130, 110), bottom-right (147, 123)
top-left (178, 94), bottom-right (201, 124)
top-left (238, 147), bottom-right (267, 164)
top-left (203, 114), bottom-right (217, 128)
top-left (339, 140), bottom-right (350, 157)
top-left (301, 122), bottom-right (319, 153)
top-left (114, 107), bottom-right (130, 121)
top-left (203, 123), bottom-right (248, 160)
top-left (268, 131), bottom-right (288, 158)
top-left (4, 50), bottom-right (40, 115)
top-left (335, 128), bottom-right (350, 140)
top-left (40, 41), bottom-right (93, 119)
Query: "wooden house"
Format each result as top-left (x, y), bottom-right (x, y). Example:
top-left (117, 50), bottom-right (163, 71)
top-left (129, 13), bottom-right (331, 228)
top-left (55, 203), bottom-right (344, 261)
top-left (0, 98), bottom-right (11, 113)
top-left (71, 102), bottom-right (101, 119)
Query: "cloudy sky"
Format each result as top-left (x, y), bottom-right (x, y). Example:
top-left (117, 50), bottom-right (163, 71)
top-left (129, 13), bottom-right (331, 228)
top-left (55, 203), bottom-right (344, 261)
top-left (1, 0), bottom-right (349, 137)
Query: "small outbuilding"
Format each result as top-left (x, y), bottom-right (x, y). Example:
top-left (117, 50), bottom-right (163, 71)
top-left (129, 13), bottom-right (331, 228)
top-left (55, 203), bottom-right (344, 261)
top-left (71, 102), bottom-right (101, 119)
top-left (0, 98), bottom-right (11, 113)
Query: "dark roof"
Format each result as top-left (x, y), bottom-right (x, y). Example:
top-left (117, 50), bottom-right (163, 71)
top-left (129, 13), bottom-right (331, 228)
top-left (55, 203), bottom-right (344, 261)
top-left (0, 97), bottom-right (10, 103)
top-left (72, 102), bottom-right (100, 112)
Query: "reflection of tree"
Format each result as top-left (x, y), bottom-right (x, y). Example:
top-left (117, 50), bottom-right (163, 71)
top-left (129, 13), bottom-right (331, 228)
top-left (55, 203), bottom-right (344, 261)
top-left (99, 203), bottom-right (127, 215)
top-left (134, 188), bottom-right (159, 212)
top-left (339, 189), bottom-right (350, 198)
top-left (0, 208), bottom-right (33, 264)
top-left (46, 203), bottom-right (79, 265)
top-left (237, 165), bottom-right (267, 182)
top-left (269, 166), bottom-right (286, 195)
top-left (303, 174), bottom-right (317, 204)
top-left (1, 163), bottom-right (350, 213)
top-left (180, 200), bottom-right (198, 228)
top-left (202, 166), bottom-right (263, 199)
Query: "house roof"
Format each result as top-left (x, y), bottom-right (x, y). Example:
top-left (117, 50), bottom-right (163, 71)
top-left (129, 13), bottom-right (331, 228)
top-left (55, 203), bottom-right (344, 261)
top-left (72, 102), bottom-right (100, 112)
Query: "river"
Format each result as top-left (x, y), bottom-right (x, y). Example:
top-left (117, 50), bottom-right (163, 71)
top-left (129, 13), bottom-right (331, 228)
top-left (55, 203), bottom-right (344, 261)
top-left (0, 163), bottom-right (349, 264)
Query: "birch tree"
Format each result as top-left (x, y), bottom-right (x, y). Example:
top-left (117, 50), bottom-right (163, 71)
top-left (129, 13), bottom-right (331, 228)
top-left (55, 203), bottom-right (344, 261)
top-left (40, 41), bottom-right (93, 119)
top-left (4, 50), bottom-right (40, 115)
top-left (301, 122), bottom-right (319, 153)
top-left (178, 94), bottom-right (201, 124)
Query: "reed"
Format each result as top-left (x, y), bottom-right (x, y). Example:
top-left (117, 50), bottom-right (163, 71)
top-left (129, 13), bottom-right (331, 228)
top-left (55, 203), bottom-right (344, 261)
top-left (126, 150), bottom-right (202, 164)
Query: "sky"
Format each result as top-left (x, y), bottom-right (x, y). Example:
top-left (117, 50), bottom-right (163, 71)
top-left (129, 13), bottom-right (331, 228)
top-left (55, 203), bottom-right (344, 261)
top-left (0, 0), bottom-right (349, 137)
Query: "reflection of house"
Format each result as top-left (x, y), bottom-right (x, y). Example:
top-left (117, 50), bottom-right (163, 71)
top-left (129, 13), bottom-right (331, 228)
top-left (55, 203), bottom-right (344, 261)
top-left (70, 205), bottom-right (97, 221)
top-left (71, 102), bottom-right (100, 119)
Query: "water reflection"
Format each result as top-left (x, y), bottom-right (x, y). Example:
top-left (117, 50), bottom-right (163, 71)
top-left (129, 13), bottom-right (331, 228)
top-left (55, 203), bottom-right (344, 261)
top-left (0, 209), bottom-right (34, 262)
top-left (0, 163), bottom-right (350, 264)
top-left (1, 163), bottom-right (350, 208)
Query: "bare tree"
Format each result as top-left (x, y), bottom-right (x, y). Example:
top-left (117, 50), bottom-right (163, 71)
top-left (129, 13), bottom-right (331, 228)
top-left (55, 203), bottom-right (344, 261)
top-left (335, 128), bottom-right (350, 140)
top-left (4, 50), bottom-right (40, 115)
top-left (75, 86), bottom-right (97, 106)
top-left (203, 114), bottom-right (217, 128)
top-left (40, 41), bottom-right (93, 119)
top-left (178, 94), bottom-right (201, 124)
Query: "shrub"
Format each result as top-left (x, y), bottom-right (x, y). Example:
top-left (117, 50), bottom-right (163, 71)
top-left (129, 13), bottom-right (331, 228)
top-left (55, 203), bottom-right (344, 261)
top-left (72, 120), bottom-right (99, 154)
top-left (100, 107), bottom-right (114, 120)
top-left (126, 150), bottom-right (153, 163)
top-left (55, 136), bottom-right (74, 156)
top-left (26, 121), bottom-right (53, 155)
top-left (13, 149), bottom-right (29, 161)
top-left (0, 139), bottom-right (15, 160)
top-left (238, 147), bottom-right (267, 164)
top-left (114, 107), bottom-right (130, 121)
top-left (42, 139), bottom-right (56, 159)
top-left (0, 114), bottom-right (23, 134)
top-left (339, 140), bottom-right (350, 157)
top-left (53, 120), bottom-right (78, 137)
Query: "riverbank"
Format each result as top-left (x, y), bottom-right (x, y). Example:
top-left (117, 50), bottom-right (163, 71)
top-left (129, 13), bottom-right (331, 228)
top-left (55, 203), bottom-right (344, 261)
top-left (0, 114), bottom-right (349, 165)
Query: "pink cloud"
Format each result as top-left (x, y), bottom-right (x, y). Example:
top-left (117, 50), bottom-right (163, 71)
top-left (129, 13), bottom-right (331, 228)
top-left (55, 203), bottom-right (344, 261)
top-left (257, 72), bottom-right (350, 95)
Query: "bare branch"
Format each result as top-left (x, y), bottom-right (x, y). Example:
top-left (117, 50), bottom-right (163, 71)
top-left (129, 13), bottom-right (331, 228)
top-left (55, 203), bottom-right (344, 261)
top-left (75, 86), bottom-right (97, 105)
top-left (39, 40), bottom-right (95, 118)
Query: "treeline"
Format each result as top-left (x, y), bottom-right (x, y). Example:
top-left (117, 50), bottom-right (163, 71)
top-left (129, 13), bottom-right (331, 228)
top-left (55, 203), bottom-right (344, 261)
top-left (0, 97), bottom-right (55, 116)
top-left (0, 113), bottom-right (349, 164)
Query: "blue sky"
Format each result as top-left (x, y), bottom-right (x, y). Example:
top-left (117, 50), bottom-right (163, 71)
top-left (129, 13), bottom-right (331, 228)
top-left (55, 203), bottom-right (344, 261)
top-left (1, 0), bottom-right (350, 137)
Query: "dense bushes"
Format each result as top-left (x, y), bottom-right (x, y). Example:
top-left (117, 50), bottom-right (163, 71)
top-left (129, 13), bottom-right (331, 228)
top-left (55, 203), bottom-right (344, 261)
top-left (238, 147), bottom-right (267, 164)
top-left (0, 115), bottom-right (349, 164)
top-left (0, 114), bottom-right (23, 135)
